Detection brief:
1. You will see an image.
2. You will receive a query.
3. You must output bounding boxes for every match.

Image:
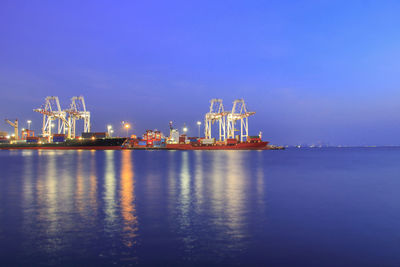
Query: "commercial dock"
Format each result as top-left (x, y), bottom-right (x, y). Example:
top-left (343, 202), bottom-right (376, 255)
top-left (0, 97), bottom-right (280, 150)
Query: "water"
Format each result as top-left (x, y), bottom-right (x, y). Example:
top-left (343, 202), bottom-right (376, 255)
top-left (0, 148), bottom-right (400, 266)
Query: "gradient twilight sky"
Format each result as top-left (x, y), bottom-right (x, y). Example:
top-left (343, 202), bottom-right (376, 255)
top-left (1, 1), bottom-right (400, 145)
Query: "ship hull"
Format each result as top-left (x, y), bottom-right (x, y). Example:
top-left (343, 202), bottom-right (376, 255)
top-left (125, 141), bottom-right (270, 150)
top-left (0, 138), bottom-right (127, 150)
top-left (166, 141), bottom-right (269, 150)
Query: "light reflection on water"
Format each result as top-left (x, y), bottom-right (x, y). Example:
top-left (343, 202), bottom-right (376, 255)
top-left (104, 150), bottom-right (116, 229)
top-left (2, 150), bottom-right (260, 264)
top-left (2, 148), bottom-right (398, 265)
top-left (120, 150), bottom-right (137, 247)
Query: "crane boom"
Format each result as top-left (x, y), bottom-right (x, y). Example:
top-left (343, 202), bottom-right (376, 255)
top-left (5, 119), bottom-right (18, 140)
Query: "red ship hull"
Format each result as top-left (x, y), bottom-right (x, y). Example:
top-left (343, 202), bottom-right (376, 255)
top-left (165, 141), bottom-right (270, 150)
top-left (0, 146), bottom-right (123, 150)
top-left (0, 138), bottom-right (127, 150)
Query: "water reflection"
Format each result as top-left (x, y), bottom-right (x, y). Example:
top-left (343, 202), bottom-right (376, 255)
top-left (120, 150), bottom-right (138, 247)
top-left (104, 150), bottom-right (116, 228)
top-left (23, 150), bottom-right (34, 208)
top-left (75, 151), bottom-right (85, 214)
top-left (194, 151), bottom-right (204, 209)
top-left (224, 151), bottom-right (246, 239)
top-left (179, 152), bottom-right (190, 226)
top-left (44, 153), bottom-right (58, 235)
top-left (3, 149), bottom-right (270, 265)
top-left (89, 151), bottom-right (98, 214)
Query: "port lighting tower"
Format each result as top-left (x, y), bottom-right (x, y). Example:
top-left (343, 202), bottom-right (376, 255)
top-left (197, 121), bottom-right (201, 138)
top-left (65, 96), bottom-right (91, 138)
top-left (5, 119), bottom-right (18, 140)
top-left (204, 99), bottom-right (229, 141)
top-left (34, 96), bottom-right (68, 137)
top-left (226, 99), bottom-right (255, 142)
top-left (123, 123), bottom-right (130, 137)
top-left (27, 120), bottom-right (32, 130)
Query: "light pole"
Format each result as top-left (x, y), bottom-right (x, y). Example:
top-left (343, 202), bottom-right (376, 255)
top-left (107, 125), bottom-right (112, 137)
top-left (27, 120), bottom-right (32, 131)
top-left (124, 123), bottom-right (130, 137)
top-left (197, 121), bottom-right (201, 138)
top-left (183, 124), bottom-right (187, 134)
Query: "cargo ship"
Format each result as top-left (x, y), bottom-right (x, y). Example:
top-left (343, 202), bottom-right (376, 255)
top-left (123, 128), bottom-right (271, 150)
top-left (0, 132), bottom-right (127, 150)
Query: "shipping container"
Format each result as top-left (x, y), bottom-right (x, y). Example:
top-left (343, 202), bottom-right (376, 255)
top-left (81, 132), bottom-right (108, 139)
top-left (226, 138), bottom-right (237, 145)
top-left (94, 132), bottom-right (107, 138)
top-left (138, 141), bottom-right (147, 146)
top-left (201, 138), bottom-right (215, 145)
top-left (53, 136), bottom-right (65, 143)
top-left (82, 132), bottom-right (94, 139)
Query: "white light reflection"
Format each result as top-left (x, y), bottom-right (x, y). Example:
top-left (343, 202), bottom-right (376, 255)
top-left (194, 151), bottom-right (204, 209)
top-left (256, 151), bottom-right (266, 208)
top-left (89, 150), bottom-right (98, 215)
top-left (22, 150), bottom-right (34, 206)
top-left (75, 151), bottom-right (85, 214)
top-left (104, 150), bottom-right (116, 227)
top-left (210, 151), bottom-right (226, 216)
top-left (22, 149), bottom-right (34, 238)
top-left (179, 151), bottom-right (190, 227)
top-left (224, 151), bottom-right (246, 239)
top-left (34, 151), bottom-right (61, 254)
top-left (168, 151), bottom-right (177, 210)
top-left (44, 152), bottom-right (58, 233)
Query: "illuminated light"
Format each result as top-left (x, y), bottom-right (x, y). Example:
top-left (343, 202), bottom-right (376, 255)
top-left (197, 121), bottom-right (201, 125)
top-left (125, 124), bottom-right (130, 129)
top-left (91, 136), bottom-right (95, 140)
top-left (107, 125), bottom-right (112, 130)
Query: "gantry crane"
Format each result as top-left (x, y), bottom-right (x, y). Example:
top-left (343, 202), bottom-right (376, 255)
top-left (5, 119), bottom-right (18, 139)
top-left (64, 96), bottom-right (90, 138)
top-left (33, 96), bottom-right (69, 137)
top-left (204, 99), bottom-right (229, 141)
top-left (226, 99), bottom-right (255, 142)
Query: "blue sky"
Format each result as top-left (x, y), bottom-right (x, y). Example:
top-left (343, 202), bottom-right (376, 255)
top-left (1, 0), bottom-right (400, 145)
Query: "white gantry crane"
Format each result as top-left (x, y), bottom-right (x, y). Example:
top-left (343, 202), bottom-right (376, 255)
top-left (34, 96), bottom-right (68, 137)
top-left (65, 96), bottom-right (90, 138)
top-left (226, 99), bottom-right (255, 142)
top-left (204, 99), bottom-right (229, 141)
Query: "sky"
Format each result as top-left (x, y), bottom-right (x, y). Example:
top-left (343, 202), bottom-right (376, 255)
top-left (1, 0), bottom-right (400, 146)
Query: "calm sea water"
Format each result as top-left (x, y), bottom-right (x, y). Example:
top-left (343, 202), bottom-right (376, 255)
top-left (0, 148), bottom-right (400, 266)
